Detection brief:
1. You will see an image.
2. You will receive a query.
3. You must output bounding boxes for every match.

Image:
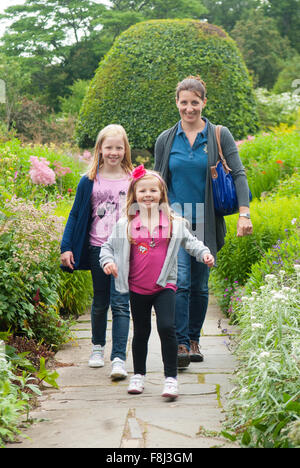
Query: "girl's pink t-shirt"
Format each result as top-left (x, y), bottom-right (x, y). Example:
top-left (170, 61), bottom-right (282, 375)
top-left (128, 211), bottom-right (177, 295)
top-left (89, 175), bottom-right (130, 246)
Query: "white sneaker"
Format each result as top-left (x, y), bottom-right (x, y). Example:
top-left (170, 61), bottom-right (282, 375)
top-left (127, 374), bottom-right (145, 394)
top-left (110, 357), bottom-right (128, 380)
top-left (162, 377), bottom-right (178, 399)
top-left (88, 345), bottom-right (104, 368)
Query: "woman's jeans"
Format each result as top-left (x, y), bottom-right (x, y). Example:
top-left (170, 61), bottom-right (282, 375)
top-left (89, 245), bottom-right (130, 361)
top-left (129, 289), bottom-right (177, 378)
top-left (175, 246), bottom-right (210, 349)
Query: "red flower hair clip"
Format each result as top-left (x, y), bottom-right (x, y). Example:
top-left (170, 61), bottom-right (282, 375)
top-left (131, 164), bottom-right (147, 181)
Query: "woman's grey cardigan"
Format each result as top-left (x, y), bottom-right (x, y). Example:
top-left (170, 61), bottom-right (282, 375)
top-left (154, 119), bottom-right (250, 260)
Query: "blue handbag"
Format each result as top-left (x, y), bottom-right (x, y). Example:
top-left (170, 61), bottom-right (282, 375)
top-left (211, 125), bottom-right (252, 216)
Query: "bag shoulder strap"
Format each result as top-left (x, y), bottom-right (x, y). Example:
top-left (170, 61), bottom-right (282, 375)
top-left (215, 125), bottom-right (232, 173)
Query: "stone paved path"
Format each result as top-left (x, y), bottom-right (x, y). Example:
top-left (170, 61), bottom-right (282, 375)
top-left (9, 297), bottom-right (239, 449)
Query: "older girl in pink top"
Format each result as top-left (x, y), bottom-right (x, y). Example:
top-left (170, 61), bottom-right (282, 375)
top-left (102, 166), bottom-right (214, 399)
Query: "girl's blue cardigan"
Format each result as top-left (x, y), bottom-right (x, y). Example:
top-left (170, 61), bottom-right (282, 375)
top-left (60, 175), bottom-right (94, 273)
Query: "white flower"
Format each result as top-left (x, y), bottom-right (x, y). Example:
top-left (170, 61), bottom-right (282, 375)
top-left (252, 323), bottom-right (264, 329)
top-left (259, 351), bottom-right (270, 358)
top-left (294, 264), bottom-right (300, 271)
top-left (265, 274), bottom-right (276, 283)
top-left (273, 292), bottom-right (286, 300)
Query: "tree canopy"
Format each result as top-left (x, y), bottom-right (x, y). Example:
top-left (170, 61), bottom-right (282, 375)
top-left (76, 19), bottom-right (259, 149)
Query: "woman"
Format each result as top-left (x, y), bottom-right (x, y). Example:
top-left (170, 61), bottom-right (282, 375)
top-left (154, 76), bottom-right (253, 368)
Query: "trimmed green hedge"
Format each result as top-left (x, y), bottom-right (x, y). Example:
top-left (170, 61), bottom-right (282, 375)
top-left (76, 19), bottom-right (259, 149)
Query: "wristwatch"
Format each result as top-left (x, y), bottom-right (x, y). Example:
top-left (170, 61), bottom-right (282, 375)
top-left (239, 213), bottom-right (251, 219)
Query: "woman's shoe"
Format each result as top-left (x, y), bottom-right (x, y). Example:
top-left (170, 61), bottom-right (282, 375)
top-left (189, 340), bottom-right (204, 362)
top-left (127, 374), bottom-right (145, 394)
top-left (177, 344), bottom-right (190, 369)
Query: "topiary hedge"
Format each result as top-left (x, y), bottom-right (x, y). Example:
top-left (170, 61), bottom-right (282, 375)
top-left (76, 19), bottom-right (259, 150)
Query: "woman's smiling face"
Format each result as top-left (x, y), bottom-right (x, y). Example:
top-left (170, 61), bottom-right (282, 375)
top-left (176, 90), bottom-right (206, 125)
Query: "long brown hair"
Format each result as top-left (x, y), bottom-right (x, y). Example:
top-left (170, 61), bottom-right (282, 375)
top-left (125, 171), bottom-right (174, 243)
top-left (86, 124), bottom-right (133, 180)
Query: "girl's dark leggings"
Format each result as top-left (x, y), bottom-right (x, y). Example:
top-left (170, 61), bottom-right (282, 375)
top-left (129, 288), bottom-right (178, 378)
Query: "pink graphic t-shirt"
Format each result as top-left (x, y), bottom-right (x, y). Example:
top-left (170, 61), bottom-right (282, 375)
top-left (89, 175), bottom-right (130, 246)
top-left (128, 211), bottom-right (177, 295)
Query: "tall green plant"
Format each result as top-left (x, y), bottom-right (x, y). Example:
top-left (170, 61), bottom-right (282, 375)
top-left (223, 267), bottom-right (300, 448)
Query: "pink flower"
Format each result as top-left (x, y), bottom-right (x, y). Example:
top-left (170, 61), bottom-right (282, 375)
top-left (53, 161), bottom-right (71, 177)
top-left (29, 156), bottom-right (56, 186)
top-left (131, 164), bottom-right (147, 181)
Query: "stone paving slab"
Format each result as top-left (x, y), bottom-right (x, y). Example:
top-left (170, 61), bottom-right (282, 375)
top-left (8, 299), bottom-right (239, 449)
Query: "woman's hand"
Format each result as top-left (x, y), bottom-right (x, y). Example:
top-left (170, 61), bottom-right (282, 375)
top-left (203, 253), bottom-right (215, 268)
top-left (237, 216), bottom-right (253, 237)
top-left (103, 262), bottom-right (118, 278)
top-left (61, 251), bottom-right (75, 270)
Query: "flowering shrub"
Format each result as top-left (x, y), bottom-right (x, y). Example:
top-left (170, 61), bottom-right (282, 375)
top-left (0, 197), bottom-right (72, 345)
top-left (0, 138), bottom-right (84, 205)
top-left (223, 266), bottom-right (300, 447)
top-left (29, 156), bottom-right (56, 185)
top-left (254, 88), bottom-right (300, 129)
top-left (238, 127), bottom-right (300, 199)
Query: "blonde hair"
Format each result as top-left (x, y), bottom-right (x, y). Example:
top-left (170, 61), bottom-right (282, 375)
top-left (87, 124), bottom-right (133, 180)
top-left (176, 75), bottom-right (207, 101)
top-left (125, 171), bottom-right (173, 243)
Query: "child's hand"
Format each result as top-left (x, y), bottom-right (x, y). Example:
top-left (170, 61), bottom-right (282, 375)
top-left (203, 253), bottom-right (214, 268)
top-left (103, 262), bottom-right (118, 278)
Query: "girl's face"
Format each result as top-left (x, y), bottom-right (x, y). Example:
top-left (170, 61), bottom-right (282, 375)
top-left (100, 135), bottom-right (125, 168)
top-left (135, 177), bottom-right (162, 210)
top-left (176, 90), bottom-right (206, 125)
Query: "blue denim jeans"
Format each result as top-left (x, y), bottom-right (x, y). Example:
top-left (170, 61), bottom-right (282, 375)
top-left (175, 246), bottom-right (210, 349)
top-left (89, 245), bottom-right (130, 361)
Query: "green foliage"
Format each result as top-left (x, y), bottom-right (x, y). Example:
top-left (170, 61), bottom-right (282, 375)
top-left (0, 335), bottom-right (60, 447)
top-left (245, 226), bottom-right (300, 294)
top-left (0, 346), bottom-right (31, 447)
top-left (231, 11), bottom-right (293, 89)
top-left (77, 19), bottom-right (258, 149)
top-left (273, 55), bottom-right (300, 94)
top-left (59, 270), bottom-right (93, 318)
top-left (59, 79), bottom-right (90, 116)
top-left (239, 127), bottom-right (300, 198)
top-left (0, 198), bottom-right (70, 346)
top-left (223, 268), bottom-right (300, 447)
top-left (210, 196), bottom-right (300, 314)
top-left (202, 0), bottom-right (261, 33)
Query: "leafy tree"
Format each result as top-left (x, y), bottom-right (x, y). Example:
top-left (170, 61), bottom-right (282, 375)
top-left (59, 79), bottom-right (90, 115)
top-left (201, 0), bottom-right (261, 32)
top-left (100, 0), bottom-right (207, 40)
top-left (76, 19), bottom-right (259, 149)
top-left (231, 11), bottom-right (293, 88)
top-left (262, 0), bottom-right (300, 54)
top-left (0, 0), bottom-right (106, 62)
top-left (0, 53), bottom-right (31, 129)
top-left (273, 55), bottom-right (300, 94)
